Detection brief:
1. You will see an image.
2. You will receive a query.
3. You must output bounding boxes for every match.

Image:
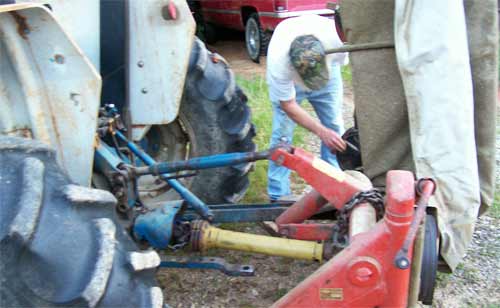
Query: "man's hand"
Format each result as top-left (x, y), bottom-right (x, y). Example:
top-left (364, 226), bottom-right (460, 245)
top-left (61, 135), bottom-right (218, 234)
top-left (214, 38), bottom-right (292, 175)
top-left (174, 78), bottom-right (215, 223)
top-left (318, 126), bottom-right (346, 153)
top-left (280, 99), bottom-right (346, 153)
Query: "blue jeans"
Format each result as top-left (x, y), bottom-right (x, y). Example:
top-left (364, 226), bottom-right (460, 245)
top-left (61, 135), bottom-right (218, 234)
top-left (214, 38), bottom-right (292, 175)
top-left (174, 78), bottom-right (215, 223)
top-left (267, 65), bottom-right (344, 200)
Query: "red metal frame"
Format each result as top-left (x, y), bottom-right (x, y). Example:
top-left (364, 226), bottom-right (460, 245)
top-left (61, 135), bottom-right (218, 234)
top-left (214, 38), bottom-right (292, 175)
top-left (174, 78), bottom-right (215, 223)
top-left (278, 223), bottom-right (334, 241)
top-left (272, 147), bottom-right (371, 241)
top-left (271, 148), bottom-right (370, 210)
top-left (275, 189), bottom-right (328, 225)
top-left (273, 170), bottom-right (417, 307)
top-left (267, 147), bottom-right (437, 306)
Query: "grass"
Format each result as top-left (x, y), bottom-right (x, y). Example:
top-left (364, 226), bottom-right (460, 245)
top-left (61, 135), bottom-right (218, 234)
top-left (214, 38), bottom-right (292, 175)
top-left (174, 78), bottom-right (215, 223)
top-left (237, 76), bottom-right (309, 203)
top-left (341, 65), bottom-right (352, 86)
top-left (236, 76), bottom-right (272, 203)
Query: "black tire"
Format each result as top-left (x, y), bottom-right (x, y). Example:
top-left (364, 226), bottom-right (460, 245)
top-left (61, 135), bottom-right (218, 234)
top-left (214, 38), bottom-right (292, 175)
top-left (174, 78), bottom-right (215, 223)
top-left (144, 39), bottom-right (256, 204)
top-left (337, 127), bottom-right (362, 171)
top-left (183, 39), bottom-right (256, 203)
top-left (245, 13), bottom-right (270, 63)
top-left (203, 22), bottom-right (218, 44)
top-left (0, 137), bottom-right (162, 307)
top-left (418, 214), bottom-right (439, 305)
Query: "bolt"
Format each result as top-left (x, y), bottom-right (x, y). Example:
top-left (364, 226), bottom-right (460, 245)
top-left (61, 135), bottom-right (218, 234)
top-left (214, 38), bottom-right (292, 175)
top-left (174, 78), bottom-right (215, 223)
top-left (141, 88), bottom-right (148, 94)
top-left (137, 61), bottom-right (144, 68)
top-left (396, 257), bottom-right (410, 269)
top-left (54, 54), bottom-right (65, 64)
top-left (275, 155), bottom-right (285, 166)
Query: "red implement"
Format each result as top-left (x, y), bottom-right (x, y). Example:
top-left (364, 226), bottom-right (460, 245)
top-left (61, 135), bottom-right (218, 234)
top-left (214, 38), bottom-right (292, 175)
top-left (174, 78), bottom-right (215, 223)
top-left (272, 147), bottom-right (370, 225)
top-left (273, 170), bottom-right (417, 307)
top-left (278, 223), bottom-right (335, 241)
top-left (275, 189), bottom-right (328, 225)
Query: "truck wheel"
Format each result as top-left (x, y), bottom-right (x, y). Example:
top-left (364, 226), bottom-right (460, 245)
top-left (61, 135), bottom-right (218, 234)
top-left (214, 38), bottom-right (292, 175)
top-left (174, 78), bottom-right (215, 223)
top-left (0, 137), bottom-right (162, 307)
top-left (143, 39), bottom-right (256, 204)
top-left (245, 13), bottom-right (270, 63)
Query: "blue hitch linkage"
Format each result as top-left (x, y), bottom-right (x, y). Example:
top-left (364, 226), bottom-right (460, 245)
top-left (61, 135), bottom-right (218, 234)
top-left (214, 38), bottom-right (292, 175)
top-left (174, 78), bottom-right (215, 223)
top-left (132, 149), bottom-right (272, 176)
top-left (114, 130), bottom-right (214, 221)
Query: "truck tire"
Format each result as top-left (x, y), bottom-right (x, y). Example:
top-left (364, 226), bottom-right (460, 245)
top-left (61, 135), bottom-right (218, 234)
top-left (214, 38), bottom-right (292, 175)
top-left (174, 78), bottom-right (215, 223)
top-left (144, 39), bottom-right (256, 204)
top-left (0, 137), bottom-right (162, 307)
top-left (245, 13), bottom-right (270, 63)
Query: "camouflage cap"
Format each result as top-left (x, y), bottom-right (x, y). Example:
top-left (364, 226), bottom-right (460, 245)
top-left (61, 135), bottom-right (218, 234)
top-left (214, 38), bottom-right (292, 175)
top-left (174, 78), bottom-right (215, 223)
top-left (289, 35), bottom-right (329, 90)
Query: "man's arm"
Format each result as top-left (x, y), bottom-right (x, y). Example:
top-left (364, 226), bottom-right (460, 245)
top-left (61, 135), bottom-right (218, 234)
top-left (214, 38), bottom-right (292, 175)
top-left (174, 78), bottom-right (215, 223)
top-left (280, 99), bottom-right (346, 152)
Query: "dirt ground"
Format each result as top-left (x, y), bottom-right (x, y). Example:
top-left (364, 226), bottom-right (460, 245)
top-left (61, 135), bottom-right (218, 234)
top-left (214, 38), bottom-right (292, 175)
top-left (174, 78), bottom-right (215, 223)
top-left (157, 36), bottom-right (500, 308)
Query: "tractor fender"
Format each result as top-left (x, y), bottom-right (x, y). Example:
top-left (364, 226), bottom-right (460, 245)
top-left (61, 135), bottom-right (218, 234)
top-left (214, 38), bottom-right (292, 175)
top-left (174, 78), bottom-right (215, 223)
top-left (0, 3), bottom-right (101, 186)
top-left (127, 0), bottom-right (197, 141)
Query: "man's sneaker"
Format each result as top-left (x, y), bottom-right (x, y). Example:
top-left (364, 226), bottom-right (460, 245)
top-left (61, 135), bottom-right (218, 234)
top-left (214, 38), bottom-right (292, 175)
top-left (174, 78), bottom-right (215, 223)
top-left (270, 194), bottom-right (300, 204)
top-left (260, 221), bottom-right (280, 236)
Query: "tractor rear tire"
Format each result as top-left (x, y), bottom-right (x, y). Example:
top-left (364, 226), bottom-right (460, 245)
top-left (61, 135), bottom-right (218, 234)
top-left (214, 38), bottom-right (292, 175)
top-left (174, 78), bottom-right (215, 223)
top-left (182, 39), bottom-right (256, 204)
top-left (0, 137), bottom-right (162, 307)
top-left (146, 39), bottom-right (256, 204)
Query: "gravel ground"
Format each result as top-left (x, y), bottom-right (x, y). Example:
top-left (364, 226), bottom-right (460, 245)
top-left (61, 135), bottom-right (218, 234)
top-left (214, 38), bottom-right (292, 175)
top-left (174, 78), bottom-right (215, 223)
top-left (157, 38), bottom-right (500, 307)
top-left (432, 215), bottom-right (500, 308)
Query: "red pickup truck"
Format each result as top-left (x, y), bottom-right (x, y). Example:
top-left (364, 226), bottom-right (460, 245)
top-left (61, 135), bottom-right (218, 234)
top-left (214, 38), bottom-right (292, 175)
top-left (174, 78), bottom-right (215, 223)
top-left (190, 1), bottom-right (337, 62)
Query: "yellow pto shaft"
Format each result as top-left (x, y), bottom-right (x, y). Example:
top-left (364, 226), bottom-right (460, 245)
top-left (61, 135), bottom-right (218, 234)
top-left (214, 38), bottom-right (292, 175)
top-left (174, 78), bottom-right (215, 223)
top-left (190, 221), bottom-right (324, 262)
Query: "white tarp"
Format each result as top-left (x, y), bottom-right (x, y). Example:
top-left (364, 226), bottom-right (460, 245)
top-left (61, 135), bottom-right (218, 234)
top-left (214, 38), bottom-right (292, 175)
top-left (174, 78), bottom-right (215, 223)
top-left (394, 0), bottom-right (481, 269)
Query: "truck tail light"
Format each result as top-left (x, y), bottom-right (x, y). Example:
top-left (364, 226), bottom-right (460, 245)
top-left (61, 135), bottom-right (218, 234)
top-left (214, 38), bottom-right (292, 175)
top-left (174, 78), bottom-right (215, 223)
top-left (274, 0), bottom-right (288, 12)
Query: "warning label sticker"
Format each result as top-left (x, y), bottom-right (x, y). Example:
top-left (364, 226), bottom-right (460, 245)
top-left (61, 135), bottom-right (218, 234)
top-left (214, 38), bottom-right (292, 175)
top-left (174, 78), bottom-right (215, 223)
top-left (319, 288), bottom-right (343, 301)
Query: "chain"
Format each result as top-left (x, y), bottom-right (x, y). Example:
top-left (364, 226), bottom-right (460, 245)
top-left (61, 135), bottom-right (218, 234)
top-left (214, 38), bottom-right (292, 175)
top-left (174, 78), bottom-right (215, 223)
top-left (332, 189), bottom-right (385, 248)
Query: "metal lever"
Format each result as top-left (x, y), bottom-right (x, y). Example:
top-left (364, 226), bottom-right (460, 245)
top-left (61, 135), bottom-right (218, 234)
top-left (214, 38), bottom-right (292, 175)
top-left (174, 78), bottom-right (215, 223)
top-left (160, 256), bottom-right (255, 277)
top-left (394, 178), bottom-right (436, 269)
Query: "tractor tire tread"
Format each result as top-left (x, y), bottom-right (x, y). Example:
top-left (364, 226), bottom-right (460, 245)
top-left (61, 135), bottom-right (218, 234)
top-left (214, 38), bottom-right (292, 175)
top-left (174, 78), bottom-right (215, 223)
top-left (0, 137), bottom-right (162, 308)
top-left (181, 39), bottom-right (256, 203)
